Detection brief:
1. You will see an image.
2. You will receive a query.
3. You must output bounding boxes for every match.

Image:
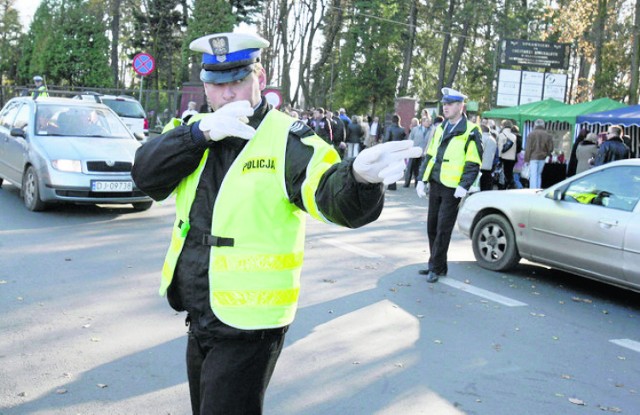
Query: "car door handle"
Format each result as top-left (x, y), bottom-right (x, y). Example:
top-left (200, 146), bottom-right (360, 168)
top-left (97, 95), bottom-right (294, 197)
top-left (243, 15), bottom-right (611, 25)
top-left (599, 219), bottom-right (618, 228)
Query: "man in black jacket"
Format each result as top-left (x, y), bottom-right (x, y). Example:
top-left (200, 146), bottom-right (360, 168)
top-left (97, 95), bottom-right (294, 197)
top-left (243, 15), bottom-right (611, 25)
top-left (383, 114), bottom-right (407, 189)
top-left (595, 125), bottom-right (630, 166)
top-left (131, 31), bottom-right (421, 415)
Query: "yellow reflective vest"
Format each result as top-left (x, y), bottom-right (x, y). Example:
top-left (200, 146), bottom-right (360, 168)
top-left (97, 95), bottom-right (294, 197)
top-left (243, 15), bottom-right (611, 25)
top-left (160, 110), bottom-right (340, 330)
top-left (31, 86), bottom-right (49, 98)
top-left (421, 120), bottom-right (482, 188)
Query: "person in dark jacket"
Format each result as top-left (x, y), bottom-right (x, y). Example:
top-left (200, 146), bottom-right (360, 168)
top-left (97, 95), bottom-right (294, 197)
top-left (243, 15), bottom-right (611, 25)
top-left (346, 115), bottom-right (365, 158)
top-left (595, 125), bottom-right (630, 166)
top-left (131, 31), bottom-right (421, 415)
top-left (383, 114), bottom-right (407, 190)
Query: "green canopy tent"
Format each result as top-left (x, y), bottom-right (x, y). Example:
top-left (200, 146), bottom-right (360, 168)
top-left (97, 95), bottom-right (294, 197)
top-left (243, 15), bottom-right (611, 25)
top-left (482, 98), bottom-right (567, 126)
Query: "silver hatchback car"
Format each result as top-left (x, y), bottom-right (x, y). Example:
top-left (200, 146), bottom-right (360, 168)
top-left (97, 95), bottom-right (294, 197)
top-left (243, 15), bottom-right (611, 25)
top-left (0, 97), bottom-right (153, 211)
top-left (457, 159), bottom-right (640, 293)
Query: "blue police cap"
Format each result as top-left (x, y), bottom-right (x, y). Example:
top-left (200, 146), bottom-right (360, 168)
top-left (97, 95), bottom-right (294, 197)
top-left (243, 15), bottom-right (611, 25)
top-left (441, 87), bottom-right (467, 103)
top-left (190, 32), bottom-right (270, 85)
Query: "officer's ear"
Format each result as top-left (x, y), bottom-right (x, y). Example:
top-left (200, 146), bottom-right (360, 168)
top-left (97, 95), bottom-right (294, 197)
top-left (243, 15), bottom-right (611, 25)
top-left (257, 67), bottom-right (267, 91)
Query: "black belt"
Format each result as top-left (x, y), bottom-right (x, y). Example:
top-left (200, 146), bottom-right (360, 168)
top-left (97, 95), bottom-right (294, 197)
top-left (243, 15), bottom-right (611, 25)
top-left (202, 234), bottom-right (235, 247)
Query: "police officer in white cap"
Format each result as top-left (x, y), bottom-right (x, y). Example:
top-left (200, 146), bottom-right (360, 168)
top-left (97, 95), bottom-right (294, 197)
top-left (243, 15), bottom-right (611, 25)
top-left (31, 75), bottom-right (48, 99)
top-left (132, 31), bottom-right (421, 415)
top-left (416, 87), bottom-right (482, 283)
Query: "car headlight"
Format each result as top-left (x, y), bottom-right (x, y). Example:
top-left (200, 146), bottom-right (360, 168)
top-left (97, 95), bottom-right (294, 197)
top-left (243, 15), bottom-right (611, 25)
top-left (52, 159), bottom-right (82, 172)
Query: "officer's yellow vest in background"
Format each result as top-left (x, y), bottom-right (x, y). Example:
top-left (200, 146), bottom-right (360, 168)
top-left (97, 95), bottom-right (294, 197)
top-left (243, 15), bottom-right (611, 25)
top-left (421, 121), bottom-right (481, 188)
top-left (31, 86), bottom-right (49, 98)
top-left (160, 110), bottom-right (340, 329)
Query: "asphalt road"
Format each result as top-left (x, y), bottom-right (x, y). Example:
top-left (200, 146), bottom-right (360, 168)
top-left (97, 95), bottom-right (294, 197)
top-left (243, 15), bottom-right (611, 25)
top-left (1, 181), bottom-right (639, 415)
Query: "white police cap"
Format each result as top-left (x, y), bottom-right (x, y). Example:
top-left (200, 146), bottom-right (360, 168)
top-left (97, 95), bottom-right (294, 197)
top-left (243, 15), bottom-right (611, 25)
top-left (190, 32), bottom-right (270, 85)
top-left (33, 75), bottom-right (43, 82)
top-left (441, 87), bottom-right (467, 103)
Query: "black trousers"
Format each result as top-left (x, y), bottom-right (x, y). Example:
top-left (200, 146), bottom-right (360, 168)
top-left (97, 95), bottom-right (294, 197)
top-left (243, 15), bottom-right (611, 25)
top-left (479, 169), bottom-right (493, 191)
top-left (501, 158), bottom-right (516, 189)
top-left (186, 324), bottom-right (286, 415)
top-left (427, 180), bottom-right (461, 275)
top-left (404, 157), bottom-right (424, 187)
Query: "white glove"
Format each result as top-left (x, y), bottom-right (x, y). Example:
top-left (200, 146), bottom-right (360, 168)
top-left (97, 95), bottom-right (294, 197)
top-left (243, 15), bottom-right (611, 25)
top-left (454, 186), bottom-right (468, 198)
top-left (353, 140), bottom-right (423, 185)
top-left (198, 100), bottom-right (256, 141)
top-left (416, 181), bottom-right (426, 198)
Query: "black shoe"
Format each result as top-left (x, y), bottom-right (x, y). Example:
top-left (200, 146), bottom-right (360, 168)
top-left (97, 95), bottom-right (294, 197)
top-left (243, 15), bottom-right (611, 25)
top-left (425, 273), bottom-right (439, 283)
top-left (402, 184), bottom-right (410, 188)
top-left (418, 269), bottom-right (431, 275)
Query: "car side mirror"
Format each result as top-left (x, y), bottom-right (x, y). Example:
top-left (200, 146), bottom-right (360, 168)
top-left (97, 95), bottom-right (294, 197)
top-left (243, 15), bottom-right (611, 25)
top-left (10, 127), bottom-right (26, 138)
top-left (133, 132), bottom-right (145, 141)
top-left (552, 189), bottom-right (563, 201)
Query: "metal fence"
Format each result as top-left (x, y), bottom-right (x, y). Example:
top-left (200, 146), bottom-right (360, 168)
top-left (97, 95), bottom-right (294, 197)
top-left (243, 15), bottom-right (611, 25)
top-left (0, 84), bottom-right (207, 132)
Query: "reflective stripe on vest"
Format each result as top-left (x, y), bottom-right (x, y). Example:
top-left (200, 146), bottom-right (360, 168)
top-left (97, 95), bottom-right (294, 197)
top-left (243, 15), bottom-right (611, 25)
top-left (422, 121), bottom-right (482, 188)
top-left (160, 109), bottom-right (339, 329)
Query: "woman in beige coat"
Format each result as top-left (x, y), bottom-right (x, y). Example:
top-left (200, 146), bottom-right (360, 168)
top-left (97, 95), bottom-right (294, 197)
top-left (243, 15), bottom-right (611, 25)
top-left (575, 132), bottom-right (599, 174)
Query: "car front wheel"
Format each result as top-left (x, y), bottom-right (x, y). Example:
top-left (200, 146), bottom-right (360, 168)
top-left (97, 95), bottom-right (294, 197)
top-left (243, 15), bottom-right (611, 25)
top-left (471, 214), bottom-right (520, 271)
top-left (22, 166), bottom-right (47, 211)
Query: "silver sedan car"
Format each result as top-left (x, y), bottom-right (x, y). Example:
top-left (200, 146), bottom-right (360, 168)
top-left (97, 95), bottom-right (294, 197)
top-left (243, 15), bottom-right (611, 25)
top-left (457, 159), bottom-right (640, 293)
top-left (0, 97), bottom-right (152, 211)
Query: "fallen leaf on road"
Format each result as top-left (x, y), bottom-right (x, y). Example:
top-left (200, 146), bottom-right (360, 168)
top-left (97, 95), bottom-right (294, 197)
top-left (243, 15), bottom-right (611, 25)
top-left (90, 337), bottom-right (100, 342)
top-left (434, 339), bottom-right (442, 344)
top-left (561, 374), bottom-right (572, 380)
top-left (416, 314), bottom-right (424, 318)
top-left (97, 384), bottom-right (108, 388)
top-left (64, 258), bottom-right (72, 262)
top-left (322, 279), bottom-right (336, 284)
top-left (394, 363), bottom-right (404, 368)
top-left (82, 324), bottom-right (91, 329)
top-left (352, 361), bottom-right (360, 365)
top-left (0, 280), bottom-right (7, 284)
top-left (568, 398), bottom-right (585, 405)
top-left (17, 392), bottom-right (26, 397)
top-left (571, 297), bottom-right (592, 303)
top-left (56, 389), bottom-right (68, 394)
top-left (617, 356), bottom-right (626, 360)
top-left (598, 406), bottom-right (622, 412)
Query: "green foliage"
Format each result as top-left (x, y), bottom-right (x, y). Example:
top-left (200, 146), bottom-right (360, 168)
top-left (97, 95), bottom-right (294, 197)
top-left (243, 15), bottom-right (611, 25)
top-left (328, 1), bottom-right (406, 116)
top-left (16, 0), bottom-right (112, 87)
top-left (0, 0), bottom-right (23, 83)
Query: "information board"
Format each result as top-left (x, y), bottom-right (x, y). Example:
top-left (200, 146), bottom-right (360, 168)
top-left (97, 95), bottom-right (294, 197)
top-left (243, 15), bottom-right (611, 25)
top-left (499, 39), bottom-right (571, 70)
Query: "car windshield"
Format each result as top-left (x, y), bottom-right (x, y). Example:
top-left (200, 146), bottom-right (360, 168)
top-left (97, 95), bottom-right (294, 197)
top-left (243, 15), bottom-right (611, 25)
top-left (35, 105), bottom-right (132, 138)
top-left (101, 98), bottom-right (146, 118)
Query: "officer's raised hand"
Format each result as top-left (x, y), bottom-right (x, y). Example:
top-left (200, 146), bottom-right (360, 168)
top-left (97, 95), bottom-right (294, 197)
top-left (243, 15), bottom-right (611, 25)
top-left (353, 140), bottom-right (423, 185)
top-left (198, 100), bottom-right (256, 141)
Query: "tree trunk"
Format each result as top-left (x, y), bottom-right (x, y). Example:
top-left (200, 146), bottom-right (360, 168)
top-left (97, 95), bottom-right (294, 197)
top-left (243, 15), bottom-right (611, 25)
top-left (445, 12), bottom-right (473, 88)
top-left (110, 0), bottom-right (121, 88)
top-left (398, 0), bottom-right (417, 96)
top-left (436, 0), bottom-right (456, 98)
top-left (310, 0), bottom-right (343, 106)
top-left (277, 0), bottom-right (291, 106)
top-left (592, 0), bottom-right (607, 98)
top-left (630, 0), bottom-right (640, 104)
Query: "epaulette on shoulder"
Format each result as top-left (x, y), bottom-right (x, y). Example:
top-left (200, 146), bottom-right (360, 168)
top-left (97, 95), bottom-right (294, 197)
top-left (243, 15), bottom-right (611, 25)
top-left (289, 120), bottom-right (314, 139)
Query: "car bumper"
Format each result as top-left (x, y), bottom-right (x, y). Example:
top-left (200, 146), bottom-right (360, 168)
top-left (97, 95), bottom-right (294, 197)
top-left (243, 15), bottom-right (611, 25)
top-left (40, 170), bottom-right (151, 205)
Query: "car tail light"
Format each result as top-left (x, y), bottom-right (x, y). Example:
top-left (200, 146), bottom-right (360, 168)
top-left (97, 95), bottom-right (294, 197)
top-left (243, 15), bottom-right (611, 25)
top-left (144, 118), bottom-right (149, 129)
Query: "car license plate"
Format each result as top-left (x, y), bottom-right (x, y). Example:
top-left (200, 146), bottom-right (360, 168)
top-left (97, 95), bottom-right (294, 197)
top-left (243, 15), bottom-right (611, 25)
top-left (91, 181), bottom-right (133, 192)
